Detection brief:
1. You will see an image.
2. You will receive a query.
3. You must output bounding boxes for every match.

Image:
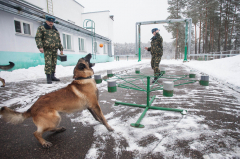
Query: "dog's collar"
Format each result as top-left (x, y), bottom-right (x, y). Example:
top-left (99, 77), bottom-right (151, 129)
top-left (75, 76), bottom-right (92, 80)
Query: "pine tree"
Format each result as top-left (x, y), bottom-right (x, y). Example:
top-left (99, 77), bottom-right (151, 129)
top-left (165, 0), bottom-right (187, 59)
top-left (165, 0), bottom-right (240, 55)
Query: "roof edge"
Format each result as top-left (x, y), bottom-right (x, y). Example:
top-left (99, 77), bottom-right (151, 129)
top-left (73, 0), bottom-right (85, 8)
top-left (82, 10), bottom-right (110, 14)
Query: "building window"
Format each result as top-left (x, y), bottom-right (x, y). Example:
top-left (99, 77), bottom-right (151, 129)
top-left (14, 19), bottom-right (32, 35)
top-left (103, 44), bottom-right (108, 54)
top-left (94, 41), bottom-right (98, 53)
top-left (14, 21), bottom-right (21, 33)
top-left (23, 23), bottom-right (31, 34)
top-left (78, 37), bottom-right (85, 51)
top-left (63, 33), bottom-right (72, 50)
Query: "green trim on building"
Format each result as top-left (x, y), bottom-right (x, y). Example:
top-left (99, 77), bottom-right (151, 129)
top-left (0, 51), bottom-right (114, 71)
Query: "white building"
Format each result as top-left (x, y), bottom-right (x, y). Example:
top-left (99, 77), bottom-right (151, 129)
top-left (0, 0), bottom-right (114, 70)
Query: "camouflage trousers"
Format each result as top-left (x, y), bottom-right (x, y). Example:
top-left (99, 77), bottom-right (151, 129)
top-left (44, 48), bottom-right (58, 74)
top-left (151, 54), bottom-right (162, 76)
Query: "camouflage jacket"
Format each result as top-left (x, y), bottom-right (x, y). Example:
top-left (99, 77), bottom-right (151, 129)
top-left (148, 32), bottom-right (163, 55)
top-left (35, 23), bottom-right (63, 51)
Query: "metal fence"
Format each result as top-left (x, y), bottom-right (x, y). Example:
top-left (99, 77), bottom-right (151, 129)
top-left (188, 50), bottom-right (240, 61)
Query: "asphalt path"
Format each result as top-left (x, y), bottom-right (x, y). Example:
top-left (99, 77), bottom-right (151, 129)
top-left (0, 62), bottom-right (239, 159)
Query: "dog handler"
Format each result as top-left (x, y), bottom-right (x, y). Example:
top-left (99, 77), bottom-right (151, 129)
top-left (35, 15), bottom-right (63, 84)
top-left (144, 28), bottom-right (163, 83)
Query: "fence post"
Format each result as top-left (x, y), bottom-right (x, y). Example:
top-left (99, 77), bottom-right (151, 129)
top-left (220, 52), bottom-right (222, 59)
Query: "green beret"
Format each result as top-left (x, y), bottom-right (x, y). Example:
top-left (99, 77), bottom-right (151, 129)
top-left (45, 15), bottom-right (55, 22)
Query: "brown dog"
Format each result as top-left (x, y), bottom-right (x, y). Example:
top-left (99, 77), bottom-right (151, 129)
top-left (0, 54), bottom-right (113, 148)
top-left (0, 62), bottom-right (15, 87)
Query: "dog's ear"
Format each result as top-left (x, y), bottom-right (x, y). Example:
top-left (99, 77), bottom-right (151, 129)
top-left (90, 63), bottom-right (95, 67)
top-left (84, 53), bottom-right (92, 61)
top-left (78, 63), bottom-right (86, 70)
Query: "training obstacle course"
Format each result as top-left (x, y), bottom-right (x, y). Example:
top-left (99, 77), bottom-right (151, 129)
top-left (95, 68), bottom-right (209, 128)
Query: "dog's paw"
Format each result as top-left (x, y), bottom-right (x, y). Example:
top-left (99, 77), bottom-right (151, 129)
top-left (51, 127), bottom-right (66, 133)
top-left (108, 127), bottom-right (114, 132)
top-left (57, 127), bottom-right (66, 133)
top-left (42, 141), bottom-right (53, 148)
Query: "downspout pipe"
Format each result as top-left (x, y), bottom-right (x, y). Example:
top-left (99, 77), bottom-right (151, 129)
top-left (135, 23), bottom-right (138, 60)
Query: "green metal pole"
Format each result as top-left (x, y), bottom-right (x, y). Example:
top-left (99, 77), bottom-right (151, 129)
top-left (138, 24), bottom-right (141, 62)
top-left (149, 106), bottom-right (185, 112)
top-left (147, 76), bottom-right (150, 106)
top-left (117, 77), bottom-right (146, 91)
top-left (130, 76), bottom-right (152, 128)
top-left (115, 100), bottom-right (185, 113)
top-left (149, 95), bottom-right (156, 105)
top-left (117, 85), bottom-right (146, 92)
top-left (184, 21), bottom-right (188, 62)
top-left (174, 81), bottom-right (197, 87)
top-left (130, 107), bottom-right (149, 128)
top-left (114, 101), bottom-right (146, 108)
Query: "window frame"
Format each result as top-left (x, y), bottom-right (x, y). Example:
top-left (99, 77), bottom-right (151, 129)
top-left (78, 37), bottom-right (86, 52)
top-left (103, 44), bottom-right (108, 54)
top-left (14, 18), bottom-right (33, 36)
top-left (94, 41), bottom-right (98, 53)
top-left (62, 32), bottom-right (73, 50)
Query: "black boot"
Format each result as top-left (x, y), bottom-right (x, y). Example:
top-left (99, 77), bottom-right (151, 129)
top-left (152, 73), bottom-right (163, 83)
top-left (46, 74), bottom-right (52, 84)
top-left (152, 77), bottom-right (158, 83)
top-left (51, 73), bottom-right (60, 81)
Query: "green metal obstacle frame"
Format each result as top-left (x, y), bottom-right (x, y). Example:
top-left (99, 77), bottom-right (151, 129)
top-left (83, 19), bottom-right (97, 59)
top-left (135, 18), bottom-right (192, 62)
top-left (102, 70), bottom-right (206, 128)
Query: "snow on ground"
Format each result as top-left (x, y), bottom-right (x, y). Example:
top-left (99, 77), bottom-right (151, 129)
top-left (71, 64), bottom-right (240, 158)
top-left (183, 55), bottom-right (240, 91)
top-left (0, 60), bottom-right (152, 83)
top-left (1, 56), bottom-right (240, 158)
top-left (1, 55), bottom-right (239, 90)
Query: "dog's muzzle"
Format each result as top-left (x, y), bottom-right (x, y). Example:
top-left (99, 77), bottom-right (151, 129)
top-left (90, 63), bottom-right (95, 67)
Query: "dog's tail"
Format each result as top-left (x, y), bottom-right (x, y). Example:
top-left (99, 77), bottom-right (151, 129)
top-left (0, 61), bottom-right (15, 70)
top-left (0, 107), bottom-right (31, 124)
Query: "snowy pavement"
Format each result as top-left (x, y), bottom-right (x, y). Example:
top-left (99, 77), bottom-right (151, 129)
top-left (183, 55), bottom-right (240, 92)
top-left (0, 57), bottom-right (240, 158)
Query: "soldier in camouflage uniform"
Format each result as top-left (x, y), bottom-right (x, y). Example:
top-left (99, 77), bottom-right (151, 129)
top-left (35, 15), bottom-right (63, 84)
top-left (145, 28), bottom-right (163, 83)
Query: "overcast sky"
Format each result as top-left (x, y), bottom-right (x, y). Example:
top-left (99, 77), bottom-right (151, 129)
top-left (77, 0), bottom-right (173, 43)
